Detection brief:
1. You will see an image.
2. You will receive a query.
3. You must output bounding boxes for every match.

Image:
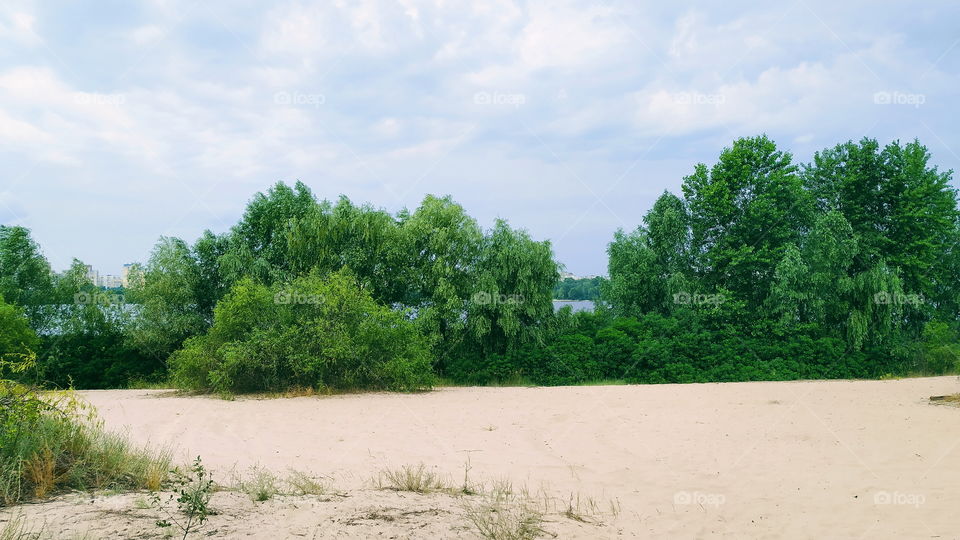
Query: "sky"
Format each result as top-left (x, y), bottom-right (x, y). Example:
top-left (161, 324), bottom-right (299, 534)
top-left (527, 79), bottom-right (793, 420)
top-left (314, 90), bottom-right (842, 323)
top-left (1, 1), bottom-right (958, 277)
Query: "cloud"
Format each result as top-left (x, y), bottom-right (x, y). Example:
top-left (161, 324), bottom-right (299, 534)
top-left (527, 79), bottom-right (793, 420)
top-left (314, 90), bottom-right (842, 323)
top-left (0, 0), bottom-right (957, 276)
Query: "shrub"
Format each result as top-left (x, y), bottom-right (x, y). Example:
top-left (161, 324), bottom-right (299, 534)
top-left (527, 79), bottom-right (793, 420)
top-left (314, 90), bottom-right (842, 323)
top-left (170, 269), bottom-right (434, 394)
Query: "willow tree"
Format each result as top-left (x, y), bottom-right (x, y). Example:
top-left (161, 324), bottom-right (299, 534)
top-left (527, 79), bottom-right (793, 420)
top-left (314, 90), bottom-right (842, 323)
top-left (463, 220), bottom-right (558, 359)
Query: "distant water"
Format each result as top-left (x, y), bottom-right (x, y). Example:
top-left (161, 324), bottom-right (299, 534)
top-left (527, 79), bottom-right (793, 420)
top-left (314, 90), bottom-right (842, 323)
top-left (552, 300), bottom-right (595, 313)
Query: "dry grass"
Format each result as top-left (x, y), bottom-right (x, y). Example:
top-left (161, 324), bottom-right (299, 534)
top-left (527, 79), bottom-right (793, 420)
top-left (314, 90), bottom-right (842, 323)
top-left (376, 464), bottom-right (449, 494)
top-left (463, 498), bottom-right (547, 540)
top-left (226, 467), bottom-right (330, 501)
top-left (930, 393), bottom-right (960, 405)
top-left (24, 449), bottom-right (55, 499)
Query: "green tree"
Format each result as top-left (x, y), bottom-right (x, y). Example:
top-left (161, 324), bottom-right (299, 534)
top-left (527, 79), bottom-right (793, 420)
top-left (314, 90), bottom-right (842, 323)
top-left (128, 237), bottom-right (207, 369)
top-left (682, 135), bottom-right (812, 310)
top-left (463, 220), bottom-right (558, 358)
top-left (0, 226), bottom-right (55, 331)
top-left (220, 181), bottom-right (317, 285)
top-left (804, 138), bottom-right (960, 328)
top-left (0, 295), bottom-right (39, 361)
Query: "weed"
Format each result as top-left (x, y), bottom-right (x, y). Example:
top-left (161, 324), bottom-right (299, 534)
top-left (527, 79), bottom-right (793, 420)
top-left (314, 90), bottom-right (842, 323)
top-left (376, 464), bottom-right (448, 493)
top-left (285, 470), bottom-right (326, 496)
top-left (151, 456), bottom-right (214, 540)
top-left (463, 498), bottom-right (546, 540)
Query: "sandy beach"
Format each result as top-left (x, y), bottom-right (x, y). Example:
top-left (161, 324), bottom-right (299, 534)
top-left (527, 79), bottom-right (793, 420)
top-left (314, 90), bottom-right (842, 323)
top-left (6, 377), bottom-right (960, 538)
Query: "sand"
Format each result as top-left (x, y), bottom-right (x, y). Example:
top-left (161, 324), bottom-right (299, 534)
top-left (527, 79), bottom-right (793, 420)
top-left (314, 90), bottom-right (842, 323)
top-left (4, 376), bottom-right (960, 538)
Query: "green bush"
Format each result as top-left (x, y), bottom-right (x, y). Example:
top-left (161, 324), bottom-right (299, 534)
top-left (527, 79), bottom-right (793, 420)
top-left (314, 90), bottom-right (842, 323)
top-left (170, 269), bottom-right (435, 393)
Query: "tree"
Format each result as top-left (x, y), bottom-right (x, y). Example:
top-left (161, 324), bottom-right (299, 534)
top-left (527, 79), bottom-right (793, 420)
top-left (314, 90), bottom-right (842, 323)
top-left (128, 237), bottom-right (207, 368)
top-left (0, 226), bottom-right (55, 331)
top-left (603, 227), bottom-right (663, 317)
top-left (803, 138), bottom-right (960, 329)
top-left (191, 231), bottom-right (230, 323)
top-left (169, 269), bottom-right (434, 393)
top-left (463, 220), bottom-right (558, 359)
top-left (220, 181), bottom-right (317, 286)
top-left (0, 295), bottom-right (39, 360)
top-left (682, 135), bottom-right (812, 310)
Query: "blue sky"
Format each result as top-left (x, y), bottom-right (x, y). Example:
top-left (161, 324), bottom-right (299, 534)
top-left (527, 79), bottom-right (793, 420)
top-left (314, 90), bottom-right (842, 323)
top-left (1, 1), bottom-right (958, 277)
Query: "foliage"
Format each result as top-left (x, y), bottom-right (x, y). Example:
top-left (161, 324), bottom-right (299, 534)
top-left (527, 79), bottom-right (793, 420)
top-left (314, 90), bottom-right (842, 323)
top-left (553, 276), bottom-right (604, 300)
top-left (1, 135), bottom-right (957, 391)
top-left (151, 456), bottom-right (214, 540)
top-left (170, 269), bottom-right (435, 393)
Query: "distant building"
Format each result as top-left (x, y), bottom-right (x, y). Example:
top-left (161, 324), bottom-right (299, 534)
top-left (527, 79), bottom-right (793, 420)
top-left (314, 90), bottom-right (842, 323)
top-left (98, 274), bottom-right (123, 288)
top-left (84, 265), bottom-right (98, 285)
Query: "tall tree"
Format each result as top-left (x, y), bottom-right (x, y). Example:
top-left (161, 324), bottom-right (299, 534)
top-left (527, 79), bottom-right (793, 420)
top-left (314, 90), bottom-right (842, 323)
top-left (803, 138), bottom-right (959, 329)
top-left (464, 220), bottom-right (558, 359)
top-left (682, 135), bottom-right (812, 310)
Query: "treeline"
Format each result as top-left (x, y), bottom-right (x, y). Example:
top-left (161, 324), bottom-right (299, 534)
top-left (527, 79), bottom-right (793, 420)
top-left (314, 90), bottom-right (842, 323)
top-left (1, 135), bottom-right (958, 391)
top-left (553, 277), bottom-right (604, 301)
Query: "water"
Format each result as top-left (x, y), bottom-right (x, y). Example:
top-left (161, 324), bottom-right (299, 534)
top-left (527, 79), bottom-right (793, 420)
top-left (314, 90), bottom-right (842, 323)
top-left (552, 300), bottom-right (595, 313)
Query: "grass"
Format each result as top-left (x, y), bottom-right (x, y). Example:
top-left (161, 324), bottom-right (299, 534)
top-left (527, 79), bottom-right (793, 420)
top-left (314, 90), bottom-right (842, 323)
top-left (375, 464), bottom-right (449, 493)
top-left (1, 383), bottom-right (171, 507)
top-left (930, 393), bottom-right (960, 405)
top-left (1, 417), bottom-right (171, 506)
top-left (0, 515), bottom-right (39, 540)
top-left (227, 467), bottom-right (330, 501)
top-left (463, 497), bottom-right (546, 540)
top-left (375, 462), bottom-right (619, 538)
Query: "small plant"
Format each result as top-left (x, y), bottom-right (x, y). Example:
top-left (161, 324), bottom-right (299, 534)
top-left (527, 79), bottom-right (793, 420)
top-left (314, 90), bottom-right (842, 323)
top-left (285, 470), bottom-right (326, 496)
top-left (242, 466), bottom-right (279, 502)
top-left (151, 456), bottom-right (214, 540)
top-left (460, 457), bottom-right (479, 495)
top-left (463, 498), bottom-right (546, 540)
top-left (376, 464), bottom-right (448, 493)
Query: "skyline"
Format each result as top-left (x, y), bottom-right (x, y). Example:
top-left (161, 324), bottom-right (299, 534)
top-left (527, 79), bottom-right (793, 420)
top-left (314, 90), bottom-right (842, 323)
top-left (2, 1), bottom-right (959, 276)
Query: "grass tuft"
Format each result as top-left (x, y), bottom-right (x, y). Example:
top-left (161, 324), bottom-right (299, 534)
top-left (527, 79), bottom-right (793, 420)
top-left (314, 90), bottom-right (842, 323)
top-left (376, 464), bottom-right (449, 493)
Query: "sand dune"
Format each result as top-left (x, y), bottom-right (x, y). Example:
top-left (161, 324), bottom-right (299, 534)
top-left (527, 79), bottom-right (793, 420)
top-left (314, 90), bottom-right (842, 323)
top-left (7, 377), bottom-right (960, 538)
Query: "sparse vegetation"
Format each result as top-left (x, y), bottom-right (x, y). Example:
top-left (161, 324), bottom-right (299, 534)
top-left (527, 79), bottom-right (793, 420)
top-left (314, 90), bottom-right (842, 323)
top-left (376, 464), bottom-right (449, 494)
top-left (463, 497), bottom-right (547, 540)
top-left (150, 456), bottom-right (214, 540)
